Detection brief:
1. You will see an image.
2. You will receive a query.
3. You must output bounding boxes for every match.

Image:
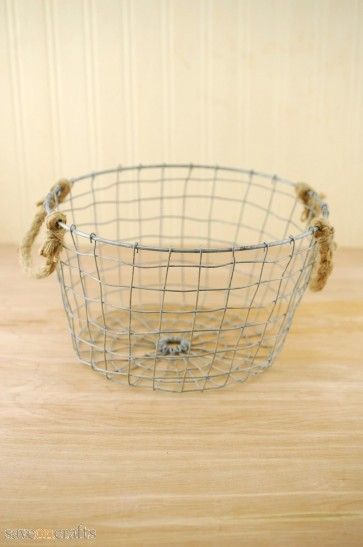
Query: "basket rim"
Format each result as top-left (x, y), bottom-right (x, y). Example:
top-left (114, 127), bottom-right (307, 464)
top-left (45, 163), bottom-right (329, 254)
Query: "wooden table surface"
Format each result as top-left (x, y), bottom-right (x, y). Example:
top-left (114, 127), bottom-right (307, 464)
top-left (1, 245), bottom-right (362, 546)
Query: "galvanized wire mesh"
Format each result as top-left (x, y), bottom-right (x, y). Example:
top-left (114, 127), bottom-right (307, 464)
top-left (47, 164), bottom-right (323, 392)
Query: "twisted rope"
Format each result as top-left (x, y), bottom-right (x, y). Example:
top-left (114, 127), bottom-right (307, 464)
top-left (296, 182), bottom-right (334, 291)
top-left (19, 179), bottom-right (71, 279)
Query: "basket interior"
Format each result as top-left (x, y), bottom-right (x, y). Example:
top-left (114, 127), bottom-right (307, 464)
top-left (61, 165), bottom-right (306, 249)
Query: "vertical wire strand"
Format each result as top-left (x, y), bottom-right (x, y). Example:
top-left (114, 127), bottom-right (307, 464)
top-left (158, 165), bottom-right (166, 289)
top-left (152, 248), bottom-right (172, 390)
top-left (269, 235), bottom-right (313, 363)
top-left (92, 237), bottom-right (109, 377)
top-left (233, 169), bottom-right (255, 312)
top-left (136, 165), bottom-right (143, 309)
top-left (116, 165), bottom-right (122, 294)
top-left (70, 225), bottom-right (95, 367)
top-left (58, 245), bottom-right (78, 358)
top-left (159, 164), bottom-right (165, 248)
top-left (207, 165), bottom-right (218, 246)
top-left (181, 163), bottom-right (194, 248)
top-left (137, 164), bottom-right (143, 242)
top-left (127, 245), bottom-right (137, 385)
top-left (267, 194), bottom-right (304, 323)
top-left (180, 249), bottom-right (203, 392)
top-left (248, 236), bottom-right (296, 374)
top-left (202, 248), bottom-right (236, 391)
top-left (62, 188), bottom-right (84, 360)
top-left (180, 164), bottom-right (193, 305)
top-left (204, 165), bottom-right (219, 303)
top-left (247, 174), bottom-right (277, 305)
top-left (258, 183), bottom-right (300, 319)
top-left (226, 242), bottom-right (269, 386)
top-left (233, 169), bottom-right (254, 244)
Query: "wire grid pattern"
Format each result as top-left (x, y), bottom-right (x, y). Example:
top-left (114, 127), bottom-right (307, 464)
top-left (49, 164), bottom-right (321, 392)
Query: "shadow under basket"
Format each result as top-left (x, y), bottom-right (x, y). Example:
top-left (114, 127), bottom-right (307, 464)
top-left (22, 164), bottom-right (334, 392)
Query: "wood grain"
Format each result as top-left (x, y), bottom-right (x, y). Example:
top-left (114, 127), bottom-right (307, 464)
top-left (0, 245), bottom-right (362, 546)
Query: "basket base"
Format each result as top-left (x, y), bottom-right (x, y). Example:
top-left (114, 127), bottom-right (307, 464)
top-left (74, 306), bottom-right (279, 392)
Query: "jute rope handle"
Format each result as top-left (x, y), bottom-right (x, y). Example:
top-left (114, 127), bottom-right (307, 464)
top-left (19, 179), bottom-right (71, 279)
top-left (295, 182), bottom-right (335, 291)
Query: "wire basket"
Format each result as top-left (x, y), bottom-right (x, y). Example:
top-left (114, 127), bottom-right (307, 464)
top-left (21, 164), bottom-right (334, 392)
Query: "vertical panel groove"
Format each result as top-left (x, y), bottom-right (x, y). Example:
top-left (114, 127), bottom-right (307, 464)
top-left (161, 0), bottom-right (175, 160)
top-left (44, 0), bottom-right (62, 176)
top-left (161, 0), bottom-right (169, 159)
top-left (83, 0), bottom-right (99, 170)
top-left (237, 0), bottom-right (243, 161)
top-left (207, 0), bottom-right (213, 163)
top-left (200, 0), bottom-right (211, 163)
top-left (127, 0), bottom-right (136, 164)
top-left (5, 0), bottom-right (28, 227)
top-left (121, 0), bottom-right (133, 163)
top-left (199, 0), bottom-right (205, 161)
top-left (168, 0), bottom-right (174, 160)
top-left (243, 0), bottom-right (251, 162)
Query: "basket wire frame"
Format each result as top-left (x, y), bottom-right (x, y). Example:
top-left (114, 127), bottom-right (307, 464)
top-left (49, 164), bottom-right (323, 392)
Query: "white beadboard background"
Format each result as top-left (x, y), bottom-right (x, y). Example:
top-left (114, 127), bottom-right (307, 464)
top-left (0, 0), bottom-right (362, 246)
